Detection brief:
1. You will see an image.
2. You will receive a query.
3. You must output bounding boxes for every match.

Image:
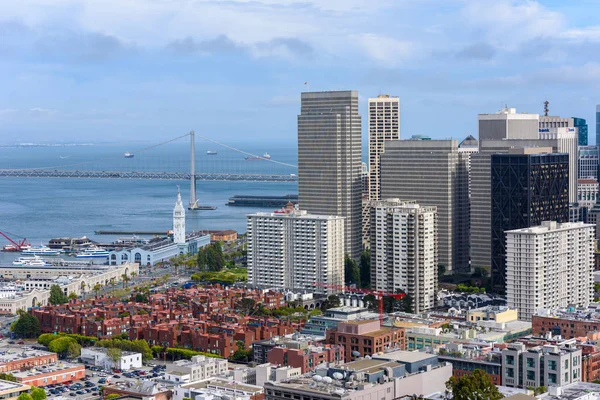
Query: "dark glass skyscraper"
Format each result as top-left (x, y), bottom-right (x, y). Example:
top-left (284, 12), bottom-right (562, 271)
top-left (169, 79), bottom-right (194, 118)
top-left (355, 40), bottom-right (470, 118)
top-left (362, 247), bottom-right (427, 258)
top-left (574, 117), bottom-right (588, 146)
top-left (596, 105), bottom-right (600, 146)
top-left (491, 151), bottom-right (569, 293)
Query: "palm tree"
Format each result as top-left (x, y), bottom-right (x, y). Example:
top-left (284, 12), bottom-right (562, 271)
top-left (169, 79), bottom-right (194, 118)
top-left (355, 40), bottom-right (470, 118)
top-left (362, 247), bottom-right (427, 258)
top-left (80, 282), bottom-right (87, 299)
top-left (93, 283), bottom-right (102, 297)
top-left (121, 274), bottom-right (130, 288)
top-left (109, 277), bottom-right (117, 295)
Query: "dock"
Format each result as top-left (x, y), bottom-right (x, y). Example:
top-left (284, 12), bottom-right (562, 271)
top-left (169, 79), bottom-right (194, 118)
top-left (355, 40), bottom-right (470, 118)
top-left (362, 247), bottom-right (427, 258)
top-left (94, 230), bottom-right (167, 235)
top-left (226, 194), bottom-right (298, 208)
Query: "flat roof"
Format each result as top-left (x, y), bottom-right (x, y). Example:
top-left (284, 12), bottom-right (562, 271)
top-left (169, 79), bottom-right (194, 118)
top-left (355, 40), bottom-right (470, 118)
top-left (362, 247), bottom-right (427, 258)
top-left (0, 349), bottom-right (55, 363)
top-left (13, 361), bottom-right (83, 378)
top-left (373, 350), bottom-right (436, 363)
top-left (341, 359), bottom-right (399, 374)
top-left (0, 379), bottom-right (29, 394)
top-left (183, 379), bottom-right (261, 393)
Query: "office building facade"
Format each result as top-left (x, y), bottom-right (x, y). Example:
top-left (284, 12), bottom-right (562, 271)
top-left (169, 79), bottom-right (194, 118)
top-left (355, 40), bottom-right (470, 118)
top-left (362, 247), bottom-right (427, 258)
top-left (574, 117), bottom-right (588, 146)
top-left (578, 179), bottom-right (599, 209)
top-left (380, 140), bottom-right (469, 273)
top-left (246, 207), bottom-right (345, 294)
top-left (506, 221), bottom-right (594, 321)
top-left (368, 95), bottom-right (400, 201)
top-left (596, 105), bottom-right (600, 148)
top-left (491, 150), bottom-right (569, 293)
top-left (371, 199), bottom-right (437, 313)
top-left (298, 91), bottom-right (362, 261)
top-left (479, 107), bottom-right (539, 141)
top-left (579, 146), bottom-right (599, 180)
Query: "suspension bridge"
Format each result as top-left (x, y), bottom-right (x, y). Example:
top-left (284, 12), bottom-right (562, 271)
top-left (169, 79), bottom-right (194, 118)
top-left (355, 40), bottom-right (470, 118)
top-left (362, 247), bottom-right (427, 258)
top-left (0, 131), bottom-right (298, 210)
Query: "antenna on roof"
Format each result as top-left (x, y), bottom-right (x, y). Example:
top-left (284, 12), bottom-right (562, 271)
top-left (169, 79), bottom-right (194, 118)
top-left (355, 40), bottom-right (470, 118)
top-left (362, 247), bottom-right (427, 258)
top-left (543, 100), bottom-right (549, 117)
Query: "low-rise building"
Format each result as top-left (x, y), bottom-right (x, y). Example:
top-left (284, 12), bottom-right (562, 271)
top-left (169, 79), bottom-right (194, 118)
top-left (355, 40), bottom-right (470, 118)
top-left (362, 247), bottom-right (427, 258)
top-left (502, 342), bottom-right (582, 389)
top-left (255, 364), bottom-right (302, 387)
top-left (164, 355), bottom-right (228, 384)
top-left (267, 344), bottom-right (344, 374)
top-left (438, 343), bottom-right (503, 386)
top-left (0, 380), bottom-right (30, 399)
top-left (328, 319), bottom-right (406, 362)
top-left (0, 349), bottom-right (57, 373)
top-left (539, 382), bottom-right (600, 399)
top-left (532, 308), bottom-right (600, 338)
top-left (173, 378), bottom-right (263, 400)
top-left (12, 361), bottom-right (85, 387)
top-left (300, 307), bottom-right (380, 337)
top-left (80, 347), bottom-right (142, 371)
top-left (104, 381), bottom-right (172, 400)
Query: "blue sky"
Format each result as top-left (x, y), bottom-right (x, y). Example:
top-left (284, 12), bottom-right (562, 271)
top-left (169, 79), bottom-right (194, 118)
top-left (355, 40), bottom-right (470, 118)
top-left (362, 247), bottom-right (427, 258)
top-left (2, 0), bottom-right (600, 144)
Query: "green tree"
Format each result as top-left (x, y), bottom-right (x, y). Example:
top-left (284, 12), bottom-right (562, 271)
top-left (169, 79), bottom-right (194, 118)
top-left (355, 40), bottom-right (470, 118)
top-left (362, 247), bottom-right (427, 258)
top-left (230, 341), bottom-right (252, 362)
top-left (106, 395), bottom-right (121, 400)
top-left (446, 369), bottom-right (504, 400)
top-left (121, 274), bottom-right (130, 288)
top-left (68, 292), bottom-right (78, 301)
top-left (67, 341), bottom-right (82, 358)
top-left (93, 283), bottom-right (102, 297)
top-left (321, 295), bottom-right (340, 311)
top-left (106, 347), bottom-right (122, 367)
top-left (135, 293), bottom-right (149, 303)
top-left (12, 310), bottom-right (40, 338)
top-left (30, 386), bottom-right (47, 400)
top-left (17, 394), bottom-right (32, 400)
top-left (344, 255), bottom-right (360, 287)
top-left (438, 264), bottom-right (446, 277)
top-left (48, 336), bottom-right (79, 358)
top-left (0, 373), bottom-right (16, 382)
top-left (359, 250), bottom-right (371, 288)
top-left (235, 298), bottom-right (256, 315)
top-left (363, 294), bottom-right (378, 311)
top-left (48, 285), bottom-right (68, 305)
top-left (400, 294), bottom-right (413, 313)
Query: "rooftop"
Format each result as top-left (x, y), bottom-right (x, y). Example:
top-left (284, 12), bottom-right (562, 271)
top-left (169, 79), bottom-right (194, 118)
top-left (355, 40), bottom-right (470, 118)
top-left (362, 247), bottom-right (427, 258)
top-left (539, 382), bottom-right (600, 399)
top-left (373, 350), bottom-right (436, 363)
top-left (183, 378), bottom-right (262, 394)
top-left (12, 361), bottom-right (83, 378)
top-left (0, 349), bottom-right (55, 364)
top-left (337, 358), bottom-right (399, 374)
top-left (0, 379), bottom-right (29, 394)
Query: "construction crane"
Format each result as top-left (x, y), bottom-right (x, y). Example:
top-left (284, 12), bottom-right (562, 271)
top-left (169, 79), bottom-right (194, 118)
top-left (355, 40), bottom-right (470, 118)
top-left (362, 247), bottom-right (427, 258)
top-left (314, 282), bottom-right (405, 325)
top-left (0, 231), bottom-right (30, 251)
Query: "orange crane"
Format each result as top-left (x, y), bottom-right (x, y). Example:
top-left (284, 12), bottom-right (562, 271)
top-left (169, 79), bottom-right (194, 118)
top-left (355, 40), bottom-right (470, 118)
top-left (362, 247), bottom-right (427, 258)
top-left (314, 282), bottom-right (405, 324)
top-left (0, 231), bottom-right (30, 251)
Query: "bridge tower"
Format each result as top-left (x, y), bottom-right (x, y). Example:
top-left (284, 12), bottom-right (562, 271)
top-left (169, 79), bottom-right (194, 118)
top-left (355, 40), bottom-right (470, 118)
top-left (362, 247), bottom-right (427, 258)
top-left (188, 130), bottom-right (199, 210)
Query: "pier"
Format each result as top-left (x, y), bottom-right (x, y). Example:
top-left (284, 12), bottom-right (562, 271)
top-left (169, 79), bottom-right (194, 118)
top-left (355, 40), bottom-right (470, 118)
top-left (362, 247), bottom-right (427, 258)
top-left (94, 230), bottom-right (168, 235)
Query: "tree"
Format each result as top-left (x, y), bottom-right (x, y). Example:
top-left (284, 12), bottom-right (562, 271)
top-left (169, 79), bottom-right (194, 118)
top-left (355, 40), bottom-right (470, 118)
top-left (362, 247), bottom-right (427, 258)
top-left (106, 395), bottom-right (121, 400)
top-left (135, 293), bottom-right (149, 303)
top-left (48, 285), bottom-right (68, 305)
top-left (17, 394), bottom-right (32, 400)
top-left (68, 292), bottom-right (78, 301)
top-left (446, 369), bottom-right (504, 400)
top-left (48, 337), bottom-right (79, 359)
top-left (400, 294), bottom-right (413, 313)
top-left (438, 264), bottom-right (447, 277)
top-left (11, 310), bottom-right (40, 338)
top-left (344, 255), bottom-right (360, 287)
top-left (121, 274), bottom-right (130, 288)
top-left (0, 373), bottom-right (16, 382)
top-left (363, 294), bottom-right (377, 310)
top-left (67, 341), bottom-right (82, 358)
top-left (197, 244), bottom-right (224, 272)
top-left (93, 283), bottom-right (102, 297)
top-left (359, 250), bottom-right (371, 288)
top-left (230, 340), bottom-right (252, 362)
top-left (236, 298), bottom-right (256, 315)
top-left (321, 295), bottom-right (340, 311)
top-left (106, 347), bottom-right (122, 367)
top-left (30, 386), bottom-right (47, 400)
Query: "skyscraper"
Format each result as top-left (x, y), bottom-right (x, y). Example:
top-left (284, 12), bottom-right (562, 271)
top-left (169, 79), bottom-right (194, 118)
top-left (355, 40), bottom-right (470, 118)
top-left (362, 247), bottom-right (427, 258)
top-left (380, 140), bottom-right (470, 273)
top-left (596, 105), bottom-right (600, 147)
top-left (506, 221), bottom-right (594, 321)
top-left (371, 199), bottom-right (437, 313)
top-left (491, 149), bottom-right (570, 293)
top-left (368, 95), bottom-right (400, 201)
top-left (246, 206), bottom-right (345, 295)
top-left (573, 117), bottom-right (588, 146)
top-left (578, 145), bottom-right (599, 180)
top-left (298, 91), bottom-right (362, 261)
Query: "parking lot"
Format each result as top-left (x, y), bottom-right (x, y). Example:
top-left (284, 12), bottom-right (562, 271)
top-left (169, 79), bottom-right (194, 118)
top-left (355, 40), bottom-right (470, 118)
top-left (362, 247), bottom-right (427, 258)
top-left (45, 364), bottom-right (167, 400)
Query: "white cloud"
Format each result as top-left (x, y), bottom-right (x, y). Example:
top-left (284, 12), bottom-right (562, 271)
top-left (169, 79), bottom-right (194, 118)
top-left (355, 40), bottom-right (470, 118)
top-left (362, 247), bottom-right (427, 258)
top-left (560, 26), bottom-right (600, 42)
top-left (355, 33), bottom-right (414, 66)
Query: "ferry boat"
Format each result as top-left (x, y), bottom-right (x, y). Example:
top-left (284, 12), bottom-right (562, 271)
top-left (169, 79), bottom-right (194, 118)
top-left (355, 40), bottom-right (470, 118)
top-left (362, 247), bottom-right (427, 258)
top-left (206, 150), bottom-right (217, 155)
top-left (22, 245), bottom-right (61, 256)
top-left (48, 236), bottom-right (94, 250)
top-left (124, 152), bottom-right (134, 158)
top-left (12, 256), bottom-right (49, 267)
top-left (245, 152), bottom-right (271, 161)
top-left (75, 247), bottom-right (110, 258)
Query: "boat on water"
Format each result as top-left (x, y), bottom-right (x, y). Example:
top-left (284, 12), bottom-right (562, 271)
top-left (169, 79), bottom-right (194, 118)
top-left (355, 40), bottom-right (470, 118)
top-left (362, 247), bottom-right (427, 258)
top-left (48, 236), bottom-right (94, 250)
top-left (245, 152), bottom-right (271, 161)
top-left (12, 256), bottom-right (49, 267)
top-left (75, 246), bottom-right (110, 258)
top-left (22, 245), bottom-right (61, 256)
top-left (206, 150), bottom-right (217, 155)
top-left (124, 152), bottom-right (134, 158)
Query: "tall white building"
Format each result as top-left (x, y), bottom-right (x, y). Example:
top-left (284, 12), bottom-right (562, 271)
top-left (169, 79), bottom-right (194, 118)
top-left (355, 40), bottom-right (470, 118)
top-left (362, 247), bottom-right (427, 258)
top-left (506, 221), bottom-right (594, 321)
top-left (371, 199), bottom-right (437, 313)
top-left (247, 205), bottom-right (345, 294)
top-left (368, 95), bottom-right (400, 201)
top-left (173, 190), bottom-right (186, 245)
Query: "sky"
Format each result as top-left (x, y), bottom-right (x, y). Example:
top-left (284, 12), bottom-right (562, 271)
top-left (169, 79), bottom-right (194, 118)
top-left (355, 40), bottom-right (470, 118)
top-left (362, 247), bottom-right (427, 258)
top-left (1, 0), bottom-right (600, 144)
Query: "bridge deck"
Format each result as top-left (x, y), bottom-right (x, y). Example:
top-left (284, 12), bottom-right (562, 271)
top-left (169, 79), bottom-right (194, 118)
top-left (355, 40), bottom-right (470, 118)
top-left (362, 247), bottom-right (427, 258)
top-left (0, 169), bottom-right (298, 182)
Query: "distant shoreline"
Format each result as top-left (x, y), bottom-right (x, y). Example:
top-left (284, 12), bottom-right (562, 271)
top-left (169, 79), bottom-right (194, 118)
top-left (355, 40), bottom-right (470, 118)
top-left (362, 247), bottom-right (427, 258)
top-left (0, 143), bottom-right (95, 148)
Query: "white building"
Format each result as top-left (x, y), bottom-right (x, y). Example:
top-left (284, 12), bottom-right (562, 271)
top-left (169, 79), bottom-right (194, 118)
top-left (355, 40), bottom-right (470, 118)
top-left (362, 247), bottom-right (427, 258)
top-left (506, 221), bottom-right (594, 321)
top-left (165, 356), bottom-right (228, 384)
top-left (578, 179), bottom-right (598, 209)
top-left (368, 95), bottom-right (400, 201)
top-left (80, 347), bottom-right (143, 371)
top-left (255, 364), bottom-right (302, 387)
top-left (371, 199), bottom-right (438, 312)
top-left (109, 191), bottom-right (210, 266)
top-left (247, 204), bottom-right (345, 294)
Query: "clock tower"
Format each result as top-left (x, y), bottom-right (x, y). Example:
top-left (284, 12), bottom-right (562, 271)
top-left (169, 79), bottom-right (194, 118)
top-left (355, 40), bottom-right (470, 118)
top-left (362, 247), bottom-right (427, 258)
top-left (173, 189), bottom-right (186, 245)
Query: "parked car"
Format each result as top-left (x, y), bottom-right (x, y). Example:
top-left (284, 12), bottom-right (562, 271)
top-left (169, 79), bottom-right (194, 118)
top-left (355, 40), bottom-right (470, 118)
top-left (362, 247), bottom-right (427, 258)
top-left (17, 341), bottom-right (24, 345)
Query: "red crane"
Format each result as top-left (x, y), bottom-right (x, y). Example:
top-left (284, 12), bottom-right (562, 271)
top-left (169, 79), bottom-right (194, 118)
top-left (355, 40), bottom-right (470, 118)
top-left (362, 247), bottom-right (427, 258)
top-left (0, 231), bottom-right (30, 251)
top-left (314, 282), bottom-right (405, 325)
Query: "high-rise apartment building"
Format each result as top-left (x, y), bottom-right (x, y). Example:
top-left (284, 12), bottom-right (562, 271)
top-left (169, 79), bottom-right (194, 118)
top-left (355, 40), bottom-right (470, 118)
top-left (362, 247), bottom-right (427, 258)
top-left (246, 206), bottom-right (345, 295)
top-left (368, 95), bottom-right (400, 201)
top-left (506, 221), bottom-right (594, 321)
top-left (370, 199), bottom-right (437, 313)
top-left (380, 140), bottom-right (469, 273)
top-left (491, 150), bottom-right (570, 293)
top-left (298, 91), bottom-right (362, 261)
top-left (579, 145), bottom-right (599, 180)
